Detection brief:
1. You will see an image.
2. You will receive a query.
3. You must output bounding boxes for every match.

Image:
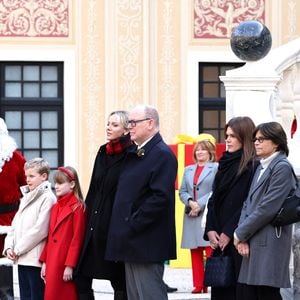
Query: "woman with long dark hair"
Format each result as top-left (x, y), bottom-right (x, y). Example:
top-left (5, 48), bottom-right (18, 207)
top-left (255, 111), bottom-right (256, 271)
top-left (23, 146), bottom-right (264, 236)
top-left (204, 116), bottom-right (258, 300)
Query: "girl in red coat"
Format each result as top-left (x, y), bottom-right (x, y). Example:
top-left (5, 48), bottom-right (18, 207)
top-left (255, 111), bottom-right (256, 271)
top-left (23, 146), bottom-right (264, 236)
top-left (40, 166), bottom-right (86, 300)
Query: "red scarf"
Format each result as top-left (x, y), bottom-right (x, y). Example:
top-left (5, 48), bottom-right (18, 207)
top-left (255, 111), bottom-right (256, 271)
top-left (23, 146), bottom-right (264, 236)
top-left (106, 134), bottom-right (132, 155)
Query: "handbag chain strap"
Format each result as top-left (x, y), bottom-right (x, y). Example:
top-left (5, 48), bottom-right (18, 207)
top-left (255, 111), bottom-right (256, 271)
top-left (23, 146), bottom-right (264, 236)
top-left (271, 159), bottom-right (298, 238)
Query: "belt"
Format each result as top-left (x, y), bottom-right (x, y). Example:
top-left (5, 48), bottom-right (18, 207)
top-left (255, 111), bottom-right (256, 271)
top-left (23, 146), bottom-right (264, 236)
top-left (0, 202), bottom-right (19, 214)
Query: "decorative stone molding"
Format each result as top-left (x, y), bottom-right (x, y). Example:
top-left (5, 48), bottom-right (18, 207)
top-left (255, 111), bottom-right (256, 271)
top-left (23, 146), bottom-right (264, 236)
top-left (81, 0), bottom-right (103, 166)
top-left (117, 0), bottom-right (143, 108)
top-left (0, 0), bottom-right (69, 37)
top-left (287, 0), bottom-right (297, 41)
top-left (157, 0), bottom-right (179, 143)
top-left (194, 0), bottom-right (265, 38)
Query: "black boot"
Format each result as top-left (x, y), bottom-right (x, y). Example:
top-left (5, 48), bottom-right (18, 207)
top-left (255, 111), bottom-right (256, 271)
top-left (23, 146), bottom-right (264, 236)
top-left (78, 291), bottom-right (94, 300)
top-left (114, 290), bottom-right (128, 300)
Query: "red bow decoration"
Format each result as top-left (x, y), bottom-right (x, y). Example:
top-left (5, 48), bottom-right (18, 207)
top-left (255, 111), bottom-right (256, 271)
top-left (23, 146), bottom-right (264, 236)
top-left (291, 114), bottom-right (297, 139)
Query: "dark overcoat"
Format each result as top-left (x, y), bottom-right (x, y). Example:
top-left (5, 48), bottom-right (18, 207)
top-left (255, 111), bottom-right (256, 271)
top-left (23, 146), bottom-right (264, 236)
top-left (76, 142), bottom-right (133, 279)
top-left (204, 160), bottom-right (258, 240)
top-left (105, 133), bottom-right (178, 263)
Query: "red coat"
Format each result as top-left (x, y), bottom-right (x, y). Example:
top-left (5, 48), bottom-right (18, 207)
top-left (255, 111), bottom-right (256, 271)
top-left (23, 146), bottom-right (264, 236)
top-left (0, 151), bottom-right (26, 255)
top-left (40, 193), bottom-right (86, 300)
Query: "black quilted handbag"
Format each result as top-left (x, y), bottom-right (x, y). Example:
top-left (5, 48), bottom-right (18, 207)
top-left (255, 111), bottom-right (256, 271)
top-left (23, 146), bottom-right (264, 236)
top-left (271, 168), bottom-right (300, 227)
top-left (204, 251), bottom-right (235, 287)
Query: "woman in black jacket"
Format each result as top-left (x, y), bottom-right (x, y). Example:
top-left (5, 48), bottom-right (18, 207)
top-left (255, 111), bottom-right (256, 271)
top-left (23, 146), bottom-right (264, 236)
top-left (204, 116), bottom-right (258, 300)
top-left (75, 110), bottom-right (133, 300)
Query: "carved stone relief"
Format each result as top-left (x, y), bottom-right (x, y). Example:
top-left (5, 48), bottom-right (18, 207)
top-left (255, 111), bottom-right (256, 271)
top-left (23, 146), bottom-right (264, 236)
top-left (157, 0), bottom-right (179, 142)
top-left (194, 0), bottom-right (265, 38)
top-left (117, 0), bottom-right (142, 108)
top-left (0, 0), bottom-right (69, 37)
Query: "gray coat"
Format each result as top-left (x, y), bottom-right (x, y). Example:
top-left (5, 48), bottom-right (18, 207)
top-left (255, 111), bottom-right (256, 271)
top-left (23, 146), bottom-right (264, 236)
top-left (179, 162), bottom-right (218, 248)
top-left (236, 153), bottom-right (296, 288)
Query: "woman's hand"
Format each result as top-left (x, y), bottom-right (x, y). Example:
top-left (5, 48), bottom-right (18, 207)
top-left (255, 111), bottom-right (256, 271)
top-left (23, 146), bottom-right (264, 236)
top-left (207, 230), bottom-right (220, 249)
top-left (188, 200), bottom-right (201, 217)
top-left (219, 233), bottom-right (230, 251)
top-left (63, 266), bottom-right (73, 282)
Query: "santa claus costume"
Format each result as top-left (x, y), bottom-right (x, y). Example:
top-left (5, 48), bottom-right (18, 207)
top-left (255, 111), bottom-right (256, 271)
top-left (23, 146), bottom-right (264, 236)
top-left (0, 118), bottom-right (26, 255)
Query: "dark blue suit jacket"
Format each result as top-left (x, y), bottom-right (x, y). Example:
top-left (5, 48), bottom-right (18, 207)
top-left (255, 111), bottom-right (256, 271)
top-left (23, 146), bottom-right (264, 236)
top-left (105, 133), bottom-right (178, 263)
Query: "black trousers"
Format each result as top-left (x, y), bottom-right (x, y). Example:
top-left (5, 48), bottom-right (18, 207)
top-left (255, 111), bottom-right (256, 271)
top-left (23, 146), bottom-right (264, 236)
top-left (238, 283), bottom-right (282, 300)
top-left (75, 273), bottom-right (127, 300)
top-left (18, 265), bottom-right (44, 300)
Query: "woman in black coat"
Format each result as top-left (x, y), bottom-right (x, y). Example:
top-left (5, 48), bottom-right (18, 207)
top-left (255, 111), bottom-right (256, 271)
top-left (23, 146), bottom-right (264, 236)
top-left (204, 116), bottom-right (258, 300)
top-left (75, 111), bottom-right (133, 300)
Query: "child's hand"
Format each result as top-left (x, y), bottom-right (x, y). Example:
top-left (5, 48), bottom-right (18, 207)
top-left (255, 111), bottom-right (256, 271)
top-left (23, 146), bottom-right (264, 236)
top-left (6, 248), bottom-right (17, 261)
top-left (63, 266), bottom-right (73, 282)
top-left (41, 263), bottom-right (46, 283)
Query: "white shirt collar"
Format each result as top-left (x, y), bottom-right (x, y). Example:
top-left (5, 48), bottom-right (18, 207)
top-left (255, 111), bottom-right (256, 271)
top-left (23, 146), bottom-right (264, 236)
top-left (260, 151), bottom-right (280, 169)
top-left (136, 135), bottom-right (154, 149)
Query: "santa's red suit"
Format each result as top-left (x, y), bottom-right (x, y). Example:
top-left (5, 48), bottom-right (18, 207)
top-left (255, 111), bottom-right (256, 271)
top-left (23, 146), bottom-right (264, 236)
top-left (0, 118), bottom-right (26, 257)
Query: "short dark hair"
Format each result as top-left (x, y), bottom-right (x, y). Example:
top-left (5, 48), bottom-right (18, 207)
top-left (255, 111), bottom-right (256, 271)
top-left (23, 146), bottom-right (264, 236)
top-left (253, 122), bottom-right (289, 156)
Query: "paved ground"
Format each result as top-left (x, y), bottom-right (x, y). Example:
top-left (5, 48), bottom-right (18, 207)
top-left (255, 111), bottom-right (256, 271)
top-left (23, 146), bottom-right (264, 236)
top-left (10, 263), bottom-right (209, 300)
top-left (93, 265), bottom-right (210, 300)
top-left (10, 262), bottom-right (292, 300)
top-left (92, 266), bottom-right (292, 300)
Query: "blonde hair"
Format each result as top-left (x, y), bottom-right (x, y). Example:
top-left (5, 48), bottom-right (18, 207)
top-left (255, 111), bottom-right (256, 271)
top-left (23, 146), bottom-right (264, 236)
top-left (193, 140), bottom-right (216, 162)
top-left (53, 166), bottom-right (84, 202)
top-left (109, 110), bottom-right (129, 129)
top-left (24, 158), bottom-right (50, 178)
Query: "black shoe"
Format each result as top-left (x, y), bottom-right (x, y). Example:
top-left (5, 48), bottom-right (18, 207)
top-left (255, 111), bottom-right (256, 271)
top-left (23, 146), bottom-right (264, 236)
top-left (114, 290), bottom-right (128, 300)
top-left (78, 291), bottom-right (94, 300)
top-left (165, 284), bottom-right (178, 293)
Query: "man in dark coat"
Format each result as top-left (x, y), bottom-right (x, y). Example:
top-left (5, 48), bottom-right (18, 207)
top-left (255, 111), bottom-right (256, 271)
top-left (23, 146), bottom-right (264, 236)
top-left (106, 105), bottom-right (178, 300)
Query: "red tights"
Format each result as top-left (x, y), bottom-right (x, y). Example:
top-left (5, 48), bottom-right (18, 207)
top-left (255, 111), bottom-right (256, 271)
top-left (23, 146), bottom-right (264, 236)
top-left (190, 246), bottom-right (212, 288)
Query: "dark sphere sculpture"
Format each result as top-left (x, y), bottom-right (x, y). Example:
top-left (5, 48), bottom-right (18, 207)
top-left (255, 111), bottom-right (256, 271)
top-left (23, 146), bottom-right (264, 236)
top-left (230, 20), bottom-right (272, 61)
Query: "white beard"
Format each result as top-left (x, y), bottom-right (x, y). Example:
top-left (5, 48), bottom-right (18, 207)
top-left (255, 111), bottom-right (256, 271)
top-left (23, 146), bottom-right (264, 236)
top-left (0, 135), bottom-right (17, 172)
